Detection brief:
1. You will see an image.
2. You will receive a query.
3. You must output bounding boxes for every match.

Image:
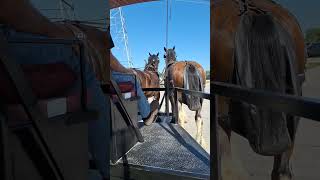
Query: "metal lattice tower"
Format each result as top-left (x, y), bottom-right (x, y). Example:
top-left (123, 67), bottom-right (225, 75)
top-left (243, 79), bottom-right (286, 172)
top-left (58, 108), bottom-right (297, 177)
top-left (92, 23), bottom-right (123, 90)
top-left (58, 0), bottom-right (76, 20)
top-left (110, 8), bottom-right (134, 68)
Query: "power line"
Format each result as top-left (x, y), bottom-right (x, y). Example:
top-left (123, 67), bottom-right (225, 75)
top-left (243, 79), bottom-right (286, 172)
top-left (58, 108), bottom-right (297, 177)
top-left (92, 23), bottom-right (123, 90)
top-left (173, 0), bottom-right (210, 5)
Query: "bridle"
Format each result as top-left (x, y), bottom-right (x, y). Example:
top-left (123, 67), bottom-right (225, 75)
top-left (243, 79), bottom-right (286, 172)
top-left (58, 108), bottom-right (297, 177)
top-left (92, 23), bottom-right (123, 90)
top-left (165, 50), bottom-right (176, 68)
top-left (144, 63), bottom-right (157, 72)
top-left (144, 55), bottom-right (159, 72)
top-left (235, 0), bottom-right (267, 16)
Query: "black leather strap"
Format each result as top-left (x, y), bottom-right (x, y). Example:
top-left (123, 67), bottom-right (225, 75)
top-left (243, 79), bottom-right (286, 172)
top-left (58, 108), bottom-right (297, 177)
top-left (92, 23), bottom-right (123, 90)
top-left (107, 26), bottom-right (114, 49)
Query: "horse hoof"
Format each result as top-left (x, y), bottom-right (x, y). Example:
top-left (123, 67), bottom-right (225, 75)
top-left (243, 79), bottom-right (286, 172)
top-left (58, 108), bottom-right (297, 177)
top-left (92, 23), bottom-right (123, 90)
top-left (280, 176), bottom-right (292, 180)
top-left (274, 175), bottom-right (292, 180)
top-left (272, 172), bottom-right (293, 180)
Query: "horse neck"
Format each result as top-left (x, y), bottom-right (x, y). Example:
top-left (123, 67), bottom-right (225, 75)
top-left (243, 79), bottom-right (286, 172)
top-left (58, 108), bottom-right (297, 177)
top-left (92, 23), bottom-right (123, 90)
top-left (167, 58), bottom-right (176, 66)
top-left (144, 66), bottom-right (156, 72)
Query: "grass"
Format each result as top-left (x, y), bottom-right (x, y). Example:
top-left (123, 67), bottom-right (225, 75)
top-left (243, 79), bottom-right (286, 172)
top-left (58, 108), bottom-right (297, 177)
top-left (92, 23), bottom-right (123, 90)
top-left (306, 62), bottom-right (320, 69)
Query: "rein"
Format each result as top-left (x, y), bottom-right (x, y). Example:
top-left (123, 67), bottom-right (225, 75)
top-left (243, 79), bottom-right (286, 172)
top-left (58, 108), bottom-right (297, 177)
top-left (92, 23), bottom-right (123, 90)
top-left (144, 63), bottom-right (157, 72)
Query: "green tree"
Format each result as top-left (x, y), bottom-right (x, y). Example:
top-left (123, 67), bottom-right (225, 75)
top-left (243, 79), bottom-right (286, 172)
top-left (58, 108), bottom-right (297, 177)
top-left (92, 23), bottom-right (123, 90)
top-left (305, 27), bottom-right (320, 43)
top-left (205, 70), bottom-right (210, 80)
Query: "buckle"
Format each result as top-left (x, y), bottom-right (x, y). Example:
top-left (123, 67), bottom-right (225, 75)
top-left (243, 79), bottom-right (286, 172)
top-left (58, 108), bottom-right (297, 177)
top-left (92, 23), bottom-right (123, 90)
top-left (76, 32), bottom-right (85, 40)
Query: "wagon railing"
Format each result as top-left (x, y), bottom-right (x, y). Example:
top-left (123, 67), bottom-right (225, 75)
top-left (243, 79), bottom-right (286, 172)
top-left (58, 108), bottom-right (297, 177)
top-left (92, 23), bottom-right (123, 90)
top-left (0, 36), bottom-right (99, 180)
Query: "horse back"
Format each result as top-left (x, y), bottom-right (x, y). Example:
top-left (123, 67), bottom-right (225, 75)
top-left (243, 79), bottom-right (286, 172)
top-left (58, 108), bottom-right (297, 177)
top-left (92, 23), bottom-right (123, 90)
top-left (252, 0), bottom-right (306, 74)
top-left (169, 61), bottom-right (206, 88)
top-left (131, 69), bottom-right (159, 89)
top-left (212, 0), bottom-right (306, 82)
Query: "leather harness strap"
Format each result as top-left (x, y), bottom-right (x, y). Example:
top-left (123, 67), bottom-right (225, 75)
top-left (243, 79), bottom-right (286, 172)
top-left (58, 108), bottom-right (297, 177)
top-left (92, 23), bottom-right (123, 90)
top-left (235, 0), bottom-right (267, 16)
top-left (64, 22), bottom-right (108, 85)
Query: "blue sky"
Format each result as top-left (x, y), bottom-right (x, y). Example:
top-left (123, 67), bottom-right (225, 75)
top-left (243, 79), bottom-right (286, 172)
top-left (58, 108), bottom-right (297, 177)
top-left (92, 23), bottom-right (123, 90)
top-left (110, 0), bottom-right (210, 72)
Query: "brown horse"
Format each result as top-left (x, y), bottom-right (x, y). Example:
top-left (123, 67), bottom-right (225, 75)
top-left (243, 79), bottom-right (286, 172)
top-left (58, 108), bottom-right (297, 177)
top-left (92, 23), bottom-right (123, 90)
top-left (164, 46), bottom-right (207, 146)
top-left (129, 53), bottom-right (161, 101)
top-left (212, 0), bottom-right (306, 180)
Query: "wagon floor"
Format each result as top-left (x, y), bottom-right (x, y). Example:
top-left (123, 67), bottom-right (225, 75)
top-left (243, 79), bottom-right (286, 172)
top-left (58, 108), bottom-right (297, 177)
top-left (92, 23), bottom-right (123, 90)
top-left (111, 122), bottom-right (210, 179)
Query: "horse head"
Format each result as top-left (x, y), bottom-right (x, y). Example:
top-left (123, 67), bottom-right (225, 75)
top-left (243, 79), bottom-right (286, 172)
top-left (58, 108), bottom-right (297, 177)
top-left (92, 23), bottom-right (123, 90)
top-left (164, 46), bottom-right (176, 65)
top-left (145, 52), bottom-right (160, 72)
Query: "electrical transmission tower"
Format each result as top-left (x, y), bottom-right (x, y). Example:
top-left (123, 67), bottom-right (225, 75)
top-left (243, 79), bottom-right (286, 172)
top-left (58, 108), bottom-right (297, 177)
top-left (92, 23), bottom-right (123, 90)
top-left (110, 7), bottom-right (134, 68)
top-left (58, 0), bottom-right (76, 21)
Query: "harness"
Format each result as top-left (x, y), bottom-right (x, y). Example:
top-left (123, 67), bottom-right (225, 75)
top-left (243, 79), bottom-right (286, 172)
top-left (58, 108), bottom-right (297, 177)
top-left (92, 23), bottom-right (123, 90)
top-left (165, 60), bottom-right (176, 82)
top-left (64, 22), bottom-right (108, 85)
top-left (236, 0), bottom-right (267, 16)
top-left (144, 63), bottom-right (157, 72)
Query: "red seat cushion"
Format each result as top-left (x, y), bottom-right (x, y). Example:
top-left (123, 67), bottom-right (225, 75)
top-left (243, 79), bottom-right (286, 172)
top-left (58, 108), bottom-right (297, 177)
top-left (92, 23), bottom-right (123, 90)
top-left (5, 90), bottom-right (92, 128)
top-left (110, 81), bottom-right (135, 94)
top-left (109, 81), bottom-right (136, 101)
top-left (0, 63), bottom-right (77, 104)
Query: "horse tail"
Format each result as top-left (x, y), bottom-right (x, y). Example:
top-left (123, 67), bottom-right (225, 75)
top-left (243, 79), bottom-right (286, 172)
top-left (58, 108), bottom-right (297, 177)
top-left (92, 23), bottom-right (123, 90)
top-left (183, 63), bottom-right (203, 111)
top-left (233, 13), bottom-right (296, 155)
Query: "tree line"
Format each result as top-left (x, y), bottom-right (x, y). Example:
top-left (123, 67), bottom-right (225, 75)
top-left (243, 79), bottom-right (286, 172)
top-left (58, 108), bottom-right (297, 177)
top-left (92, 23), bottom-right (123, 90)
top-left (306, 27), bottom-right (320, 43)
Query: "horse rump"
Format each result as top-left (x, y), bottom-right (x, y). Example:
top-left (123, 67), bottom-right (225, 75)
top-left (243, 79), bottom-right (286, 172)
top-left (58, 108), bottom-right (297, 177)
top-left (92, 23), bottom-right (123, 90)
top-left (182, 63), bottom-right (203, 111)
top-left (231, 13), bottom-right (295, 156)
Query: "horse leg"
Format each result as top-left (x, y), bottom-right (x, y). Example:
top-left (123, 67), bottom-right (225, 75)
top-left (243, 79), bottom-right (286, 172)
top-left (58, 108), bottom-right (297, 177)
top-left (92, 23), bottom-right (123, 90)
top-left (155, 91), bottom-right (160, 102)
top-left (178, 102), bottom-right (185, 128)
top-left (272, 116), bottom-right (299, 180)
top-left (218, 129), bottom-right (250, 180)
top-left (195, 109), bottom-right (203, 144)
top-left (272, 147), bottom-right (294, 180)
top-left (169, 93), bottom-right (179, 124)
top-left (195, 108), bottom-right (207, 149)
top-left (217, 97), bottom-right (249, 180)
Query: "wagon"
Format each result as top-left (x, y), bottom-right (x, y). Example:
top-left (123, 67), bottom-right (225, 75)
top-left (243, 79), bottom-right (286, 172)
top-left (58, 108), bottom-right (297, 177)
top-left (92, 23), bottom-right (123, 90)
top-left (0, 25), bottom-right (211, 180)
top-left (0, 1), bottom-right (211, 180)
top-left (2, 1), bottom-right (320, 180)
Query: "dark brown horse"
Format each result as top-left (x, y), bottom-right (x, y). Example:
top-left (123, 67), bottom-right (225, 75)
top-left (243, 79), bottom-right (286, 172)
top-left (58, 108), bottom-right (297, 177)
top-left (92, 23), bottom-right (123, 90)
top-left (164, 46), bottom-right (207, 147)
top-left (129, 53), bottom-right (161, 101)
top-left (212, 0), bottom-right (306, 180)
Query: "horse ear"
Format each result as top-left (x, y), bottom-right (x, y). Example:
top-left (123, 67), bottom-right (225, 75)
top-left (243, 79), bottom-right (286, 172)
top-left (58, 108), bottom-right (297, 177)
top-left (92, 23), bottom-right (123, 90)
top-left (157, 52), bottom-right (159, 56)
top-left (173, 46), bottom-right (175, 50)
top-left (164, 47), bottom-right (167, 52)
top-left (164, 54), bottom-right (166, 58)
top-left (149, 52), bottom-right (151, 56)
